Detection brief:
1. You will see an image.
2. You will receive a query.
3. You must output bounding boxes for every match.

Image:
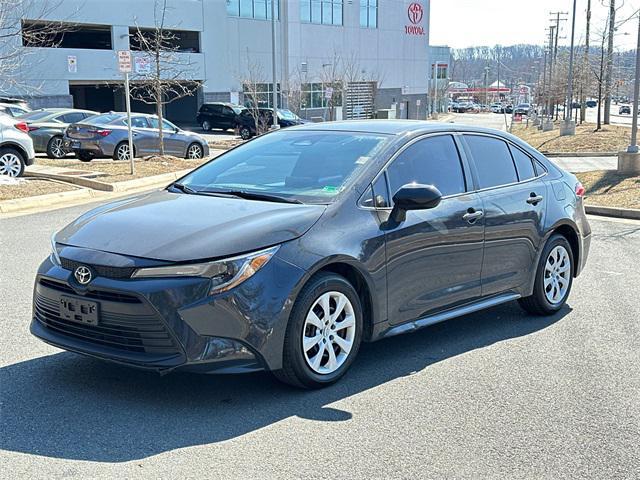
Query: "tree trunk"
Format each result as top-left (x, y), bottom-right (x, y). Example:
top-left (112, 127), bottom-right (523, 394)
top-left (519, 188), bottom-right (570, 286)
top-left (603, 0), bottom-right (616, 124)
top-left (597, 45), bottom-right (605, 131)
top-left (155, 49), bottom-right (165, 156)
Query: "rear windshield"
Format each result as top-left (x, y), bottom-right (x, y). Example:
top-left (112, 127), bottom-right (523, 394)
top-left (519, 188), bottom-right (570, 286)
top-left (19, 110), bottom-right (51, 121)
top-left (83, 113), bottom-right (123, 125)
top-left (180, 130), bottom-right (390, 204)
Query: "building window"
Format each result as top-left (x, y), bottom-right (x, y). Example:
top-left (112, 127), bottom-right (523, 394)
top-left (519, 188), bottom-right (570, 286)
top-left (359, 0), bottom-right (377, 28)
top-left (22, 21), bottom-right (112, 49)
top-left (436, 65), bottom-right (448, 80)
top-left (301, 0), bottom-right (343, 26)
top-left (129, 28), bottom-right (200, 53)
top-left (227, 0), bottom-right (279, 20)
top-left (301, 83), bottom-right (343, 109)
top-left (243, 83), bottom-right (280, 108)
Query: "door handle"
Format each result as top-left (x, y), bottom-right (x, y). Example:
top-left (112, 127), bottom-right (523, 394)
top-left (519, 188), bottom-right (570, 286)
top-left (463, 209), bottom-right (484, 223)
top-left (526, 193), bottom-right (544, 205)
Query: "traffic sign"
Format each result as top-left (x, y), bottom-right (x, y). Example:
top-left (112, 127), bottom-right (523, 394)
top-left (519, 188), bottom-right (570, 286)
top-left (134, 56), bottom-right (151, 75)
top-left (118, 50), bottom-right (132, 73)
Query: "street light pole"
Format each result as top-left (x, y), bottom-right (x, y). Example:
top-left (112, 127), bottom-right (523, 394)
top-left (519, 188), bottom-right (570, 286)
top-left (627, 12), bottom-right (640, 153)
top-left (270, 0), bottom-right (279, 130)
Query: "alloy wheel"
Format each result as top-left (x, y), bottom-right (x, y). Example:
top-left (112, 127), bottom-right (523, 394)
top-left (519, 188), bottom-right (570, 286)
top-left (0, 152), bottom-right (23, 177)
top-left (302, 291), bottom-right (356, 375)
top-left (202, 121), bottom-right (211, 131)
top-left (116, 143), bottom-right (131, 161)
top-left (544, 245), bottom-right (571, 304)
top-left (187, 144), bottom-right (203, 159)
top-left (50, 137), bottom-right (66, 158)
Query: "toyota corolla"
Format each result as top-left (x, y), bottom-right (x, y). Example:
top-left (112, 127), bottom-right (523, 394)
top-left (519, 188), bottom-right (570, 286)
top-left (32, 121), bottom-right (591, 388)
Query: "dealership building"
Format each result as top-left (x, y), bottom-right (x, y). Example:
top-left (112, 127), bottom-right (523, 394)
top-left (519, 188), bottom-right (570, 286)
top-left (2, 0), bottom-right (434, 124)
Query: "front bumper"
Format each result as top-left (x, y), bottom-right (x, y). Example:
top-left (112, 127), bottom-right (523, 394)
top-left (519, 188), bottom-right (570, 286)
top-left (31, 251), bottom-right (306, 374)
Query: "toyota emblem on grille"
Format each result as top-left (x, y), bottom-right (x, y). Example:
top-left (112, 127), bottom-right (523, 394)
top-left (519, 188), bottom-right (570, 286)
top-left (74, 266), bottom-right (92, 285)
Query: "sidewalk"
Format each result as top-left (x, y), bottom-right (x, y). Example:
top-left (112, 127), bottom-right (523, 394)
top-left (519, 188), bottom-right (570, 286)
top-left (548, 156), bottom-right (617, 173)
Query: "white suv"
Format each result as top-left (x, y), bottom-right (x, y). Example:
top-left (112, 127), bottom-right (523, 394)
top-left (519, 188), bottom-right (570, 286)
top-left (0, 114), bottom-right (36, 176)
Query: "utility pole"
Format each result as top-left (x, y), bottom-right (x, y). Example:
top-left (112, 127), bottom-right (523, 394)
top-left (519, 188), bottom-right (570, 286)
top-left (561, 0), bottom-right (578, 136)
top-left (618, 12), bottom-right (640, 174)
top-left (543, 26), bottom-right (555, 131)
top-left (270, 0), bottom-right (279, 130)
top-left (604, 0), bottom-right (616, 124)
top-left (580, 0), bottom-right (592, 124)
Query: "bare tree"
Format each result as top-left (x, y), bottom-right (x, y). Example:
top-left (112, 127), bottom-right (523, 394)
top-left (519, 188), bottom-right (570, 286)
top-left (0, 0), bottom-right (78, 97)
top-left (579, 0), bottom-right (592, 124)
top-left (603, 0), bottom-right (617, 124)
top-left (238, 54), bottom-right (271, 137)
top-left (129, 0), bottom-right (202, 155)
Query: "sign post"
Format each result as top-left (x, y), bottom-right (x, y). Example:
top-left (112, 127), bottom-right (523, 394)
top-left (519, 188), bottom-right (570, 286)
top-left (118, 50), bottom-right (135, 174)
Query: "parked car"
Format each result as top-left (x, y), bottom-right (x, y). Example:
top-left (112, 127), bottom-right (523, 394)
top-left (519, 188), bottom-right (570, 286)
top-left (513, 104), bottom-right (531, 116)
top-left (0, 102), bottom-right (31, 118)
top-left (63, 112), bottom-right (210, 161)
top-left (585, 100), bottom-right (597, 108)
top-left (196, 102), bottom-right (245, 132)
top-left (19, 108), bottom-right (97, 159)
top-left (0, 114), bottom-right (36, 177)
top-left (32, 121), bottom-right (591, 388)
top-left (490, 103), bottom-right (504, 113)
top-left (453, 102), bottom-right (474, 113)
top-left (619, 105), bottom-right (631, 115)
top-left (236, 108), bottom-right (306, 139)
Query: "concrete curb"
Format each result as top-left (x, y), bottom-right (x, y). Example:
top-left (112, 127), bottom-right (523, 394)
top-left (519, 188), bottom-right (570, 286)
top-left (0, 169), bottom-right (192, 215)
top-left (544, 152), bottom-right (617, 158)
top-left (585, 205), bottom-right (640, 220)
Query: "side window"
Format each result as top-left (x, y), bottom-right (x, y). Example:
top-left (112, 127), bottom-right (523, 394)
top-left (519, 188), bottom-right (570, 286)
top-left (61, 112), bottom-right (85, 124)
top-left (162, 119), bottom-right (176, 131)
top-left (509, 145), bottom-right (536, 181)
top-left (372, 174), bottom-right (390, 208)
top-left (464, 135), bottom-right (518, 189)
top-left (386, 135), bottom-right (466, 198)
top-left (127, 117), bottom-right (149, 128)
top-left (210, 105), bottom-right (222, 115)
top-left (223, 107), bottom-right (235, 117)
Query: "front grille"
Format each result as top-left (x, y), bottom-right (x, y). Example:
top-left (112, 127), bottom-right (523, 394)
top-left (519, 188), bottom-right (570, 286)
top-left (39, 278), bottom-right (141, 304)
top-left (60, 257), bottom-right (136, 280)
top-left (35, 282), bottom-right (181, 357)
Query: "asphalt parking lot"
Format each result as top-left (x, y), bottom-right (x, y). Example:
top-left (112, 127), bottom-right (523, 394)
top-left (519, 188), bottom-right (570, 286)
top-left (1, 203), bottom-right (639, 479)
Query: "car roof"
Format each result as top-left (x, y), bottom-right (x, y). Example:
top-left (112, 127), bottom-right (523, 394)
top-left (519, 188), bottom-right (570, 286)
top-left (290, 120), bottom-right (516, 137)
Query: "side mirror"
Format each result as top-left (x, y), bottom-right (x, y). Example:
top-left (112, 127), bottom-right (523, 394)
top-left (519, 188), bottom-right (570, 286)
top-left (390, 183), bottom-right (442, 223)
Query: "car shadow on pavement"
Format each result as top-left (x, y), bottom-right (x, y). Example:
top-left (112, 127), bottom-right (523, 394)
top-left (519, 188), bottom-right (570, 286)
top-left (0, 301), bottom-right (570, 462)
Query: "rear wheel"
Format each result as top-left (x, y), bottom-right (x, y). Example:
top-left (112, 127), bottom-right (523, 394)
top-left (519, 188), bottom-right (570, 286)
top-left (518, 234), bottom-right (574, 315)
top-left (201, 120), bottom-right (211, 131)
top-left (113, 142), bottom-right (134, 161)
top-left (274, 273), bottom-right (363, 389)
top-left (46, 136), bottom-right (66, 159)
top-left (0, 147), bottom-right (25, 177)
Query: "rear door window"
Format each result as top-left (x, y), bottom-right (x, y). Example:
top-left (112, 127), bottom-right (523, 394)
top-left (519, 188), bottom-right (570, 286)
top-left (386, 135), bottom-right (466, 198)
top-left (464, 135), bottom-right (518, 189)
top-left (509, 145), bottom-right (536, 181)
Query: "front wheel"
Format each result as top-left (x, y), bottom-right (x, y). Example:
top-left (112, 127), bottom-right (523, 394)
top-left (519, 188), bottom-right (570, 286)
top-left (201, 120), bottom-right (211, 131)
top-left (274, 273), bottom-right (363, 389)
top-left (186, 142), bottom-right (204, 159)
top-left (239, 126), bottom-right (252, 140)
top-left (46, 136), bottom-right (66, 159)
top-left (518, 234), bottom-right (574, 315)
top-left (0, 147), bottom-right (26, 177)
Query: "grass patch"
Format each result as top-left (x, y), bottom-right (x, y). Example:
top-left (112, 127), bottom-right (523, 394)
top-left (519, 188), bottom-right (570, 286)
top-left (0, 179), bottom-right (77, 201)
top-left (511, 122), bottom-right (630, 153)
top-left (576, 170), bottom-right (640, 209)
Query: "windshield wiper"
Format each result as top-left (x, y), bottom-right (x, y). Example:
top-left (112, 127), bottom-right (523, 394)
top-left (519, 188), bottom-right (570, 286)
top-left (197, 189), bottom-right (303, 204)
top-left (171, 182), bottom-right (197, 194)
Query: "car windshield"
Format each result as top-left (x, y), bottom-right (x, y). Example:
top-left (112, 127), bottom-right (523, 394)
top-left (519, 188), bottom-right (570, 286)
top-left (83, 113), bottom-right (123, 125)
top-left (18, 110), bottom-right (51, 121)
top-left (277, 109), bottom-right (298, 120)
top-left (178, 130), bottom-right (389, 204)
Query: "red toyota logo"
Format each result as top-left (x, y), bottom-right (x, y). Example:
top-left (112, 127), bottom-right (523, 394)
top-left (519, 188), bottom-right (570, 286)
top-left (408, 2), bottom-right (423, 24)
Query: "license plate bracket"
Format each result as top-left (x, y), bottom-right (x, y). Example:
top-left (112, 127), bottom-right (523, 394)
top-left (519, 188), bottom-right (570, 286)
top-left (70, 141), bottom-right (81, 149)
top-left (60, 295), bottom-right (99, 326)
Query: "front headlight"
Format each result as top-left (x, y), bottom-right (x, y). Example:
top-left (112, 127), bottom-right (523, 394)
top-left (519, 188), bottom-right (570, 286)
top-left (131, 245), bottom-right (279, 294)
top-left (50, 233), bottom-right (61, 266)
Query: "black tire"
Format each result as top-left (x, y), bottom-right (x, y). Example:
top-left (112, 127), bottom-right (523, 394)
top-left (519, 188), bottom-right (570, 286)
top-left (273, 272), bottom-right (363, 389)
top-left (239, 126), bottom-right (252, 140)
top-left (201, 120), bottom-right (211, 131)
top-left (112, 142), bottom-right (134, 161)
top-left (75, 151), bottom-right (94, 162)
top-left (518, 234), bottom-right (574, 315)
top-left (46, 136), bottom-right (66, 159)
top-left (185, 142), bottom-right (204, 159)
top-left (0, 146), bottom-right (26, 177)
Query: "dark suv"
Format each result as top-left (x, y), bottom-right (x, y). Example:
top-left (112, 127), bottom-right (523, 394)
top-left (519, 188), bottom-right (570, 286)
top-left (236, 108), bottom-right (306, 139)
top-left (196, 103), bottom-right (245, 132)
top-left (32, 121), bottom-right (591, 389)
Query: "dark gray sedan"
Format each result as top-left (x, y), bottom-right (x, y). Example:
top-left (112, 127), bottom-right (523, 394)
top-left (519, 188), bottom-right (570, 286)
top-left (64, 112), bottom-right (209, 161)
top-left (20, 108), bottom-right (97, 158)
top-left (33, 121), bottom-right (591, 388)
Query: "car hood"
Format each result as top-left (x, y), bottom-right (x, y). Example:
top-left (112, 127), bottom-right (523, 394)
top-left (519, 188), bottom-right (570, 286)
top-left (56, 190), bottom-right (326, 262)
